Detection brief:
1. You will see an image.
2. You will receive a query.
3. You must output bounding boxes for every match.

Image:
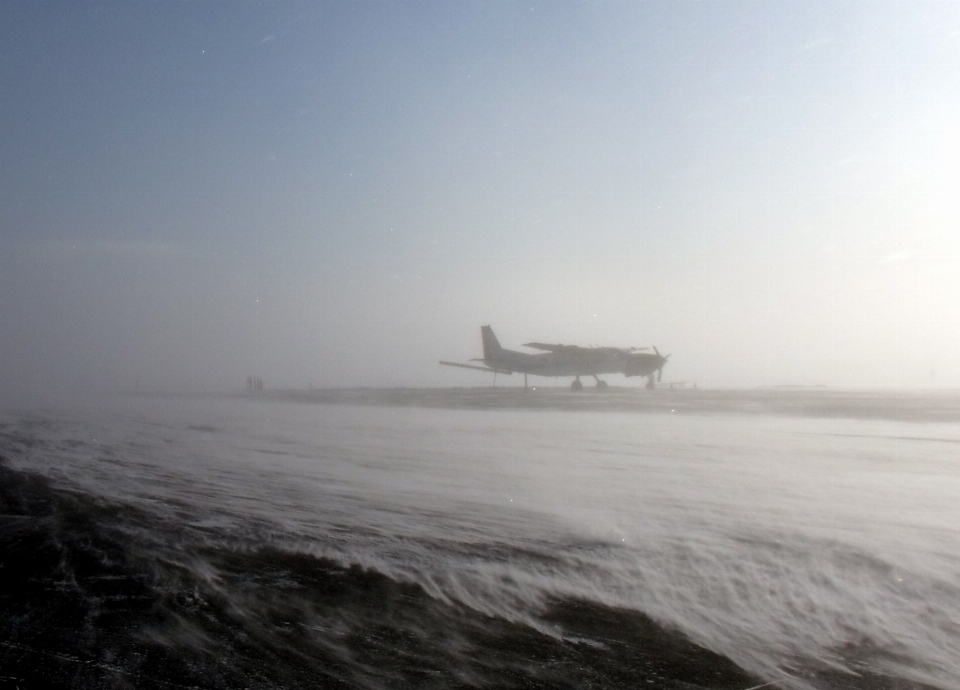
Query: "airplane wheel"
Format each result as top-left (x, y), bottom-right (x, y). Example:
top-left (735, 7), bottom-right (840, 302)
top-left (596, 380), bottom-right (608, 390)
top-left (571, 379), bottom-right (584, 392)
top-left (646, 378), bottom-right (655, 390)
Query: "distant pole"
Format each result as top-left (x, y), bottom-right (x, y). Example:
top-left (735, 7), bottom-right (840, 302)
top-left (493, 372), bottom-right (497, 388)
top-left (524, 373), bottom-right (528, 391)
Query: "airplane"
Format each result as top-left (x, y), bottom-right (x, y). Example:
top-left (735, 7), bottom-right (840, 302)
top-left (440, 325), bottom-right (669, 391)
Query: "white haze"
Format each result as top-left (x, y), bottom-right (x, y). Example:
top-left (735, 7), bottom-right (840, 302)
top-left (2, 2), bottom-right (960, 401)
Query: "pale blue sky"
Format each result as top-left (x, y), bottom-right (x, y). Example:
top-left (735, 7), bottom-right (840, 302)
top-left (2, 1), bottom-right (959, 395)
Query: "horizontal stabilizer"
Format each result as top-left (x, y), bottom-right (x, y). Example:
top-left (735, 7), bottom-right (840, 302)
top-left (439, 361), bottom-right (513, 375)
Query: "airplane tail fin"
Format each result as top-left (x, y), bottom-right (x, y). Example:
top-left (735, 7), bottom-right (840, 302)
top-left (481, 325), bottom-right (503, 362)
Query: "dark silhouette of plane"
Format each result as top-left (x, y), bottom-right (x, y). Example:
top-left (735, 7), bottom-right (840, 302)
top-left (440, 326), bottom-right (669, 391)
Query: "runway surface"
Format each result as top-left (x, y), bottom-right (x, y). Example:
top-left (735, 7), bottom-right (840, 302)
top-left (2, 389), bottom-right (958, 688)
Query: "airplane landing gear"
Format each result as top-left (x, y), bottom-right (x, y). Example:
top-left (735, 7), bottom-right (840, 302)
top-left (571, 377), bottom-right (584, 392)
top-left (646, 376), bottom-right (655, 390)
top-left (593, 375), bottom-right (608, 390)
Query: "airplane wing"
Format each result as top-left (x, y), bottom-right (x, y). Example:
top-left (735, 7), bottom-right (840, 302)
top-left (525, 342), bottom-right (639, 358)
top-left (523, 342), bottom-right (570, 352)
top-left (439, 361), bottom-right (513, 375)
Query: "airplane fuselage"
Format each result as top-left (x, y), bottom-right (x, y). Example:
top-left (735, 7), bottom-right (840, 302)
top-left (479, 325), bottom-right (666, 379)
top-left (483, 346), bottom-right (662, 378)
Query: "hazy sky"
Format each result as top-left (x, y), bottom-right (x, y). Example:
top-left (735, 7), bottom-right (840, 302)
top-left (2, 1), bottom-right (960, 396)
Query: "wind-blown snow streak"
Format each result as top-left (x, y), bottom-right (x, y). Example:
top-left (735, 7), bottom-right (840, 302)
top-left (1, 392), bottom-right (957, 689)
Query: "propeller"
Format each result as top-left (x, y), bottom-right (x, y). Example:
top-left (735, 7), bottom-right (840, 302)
top-left (652, 347), bottom-right (670, 382)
